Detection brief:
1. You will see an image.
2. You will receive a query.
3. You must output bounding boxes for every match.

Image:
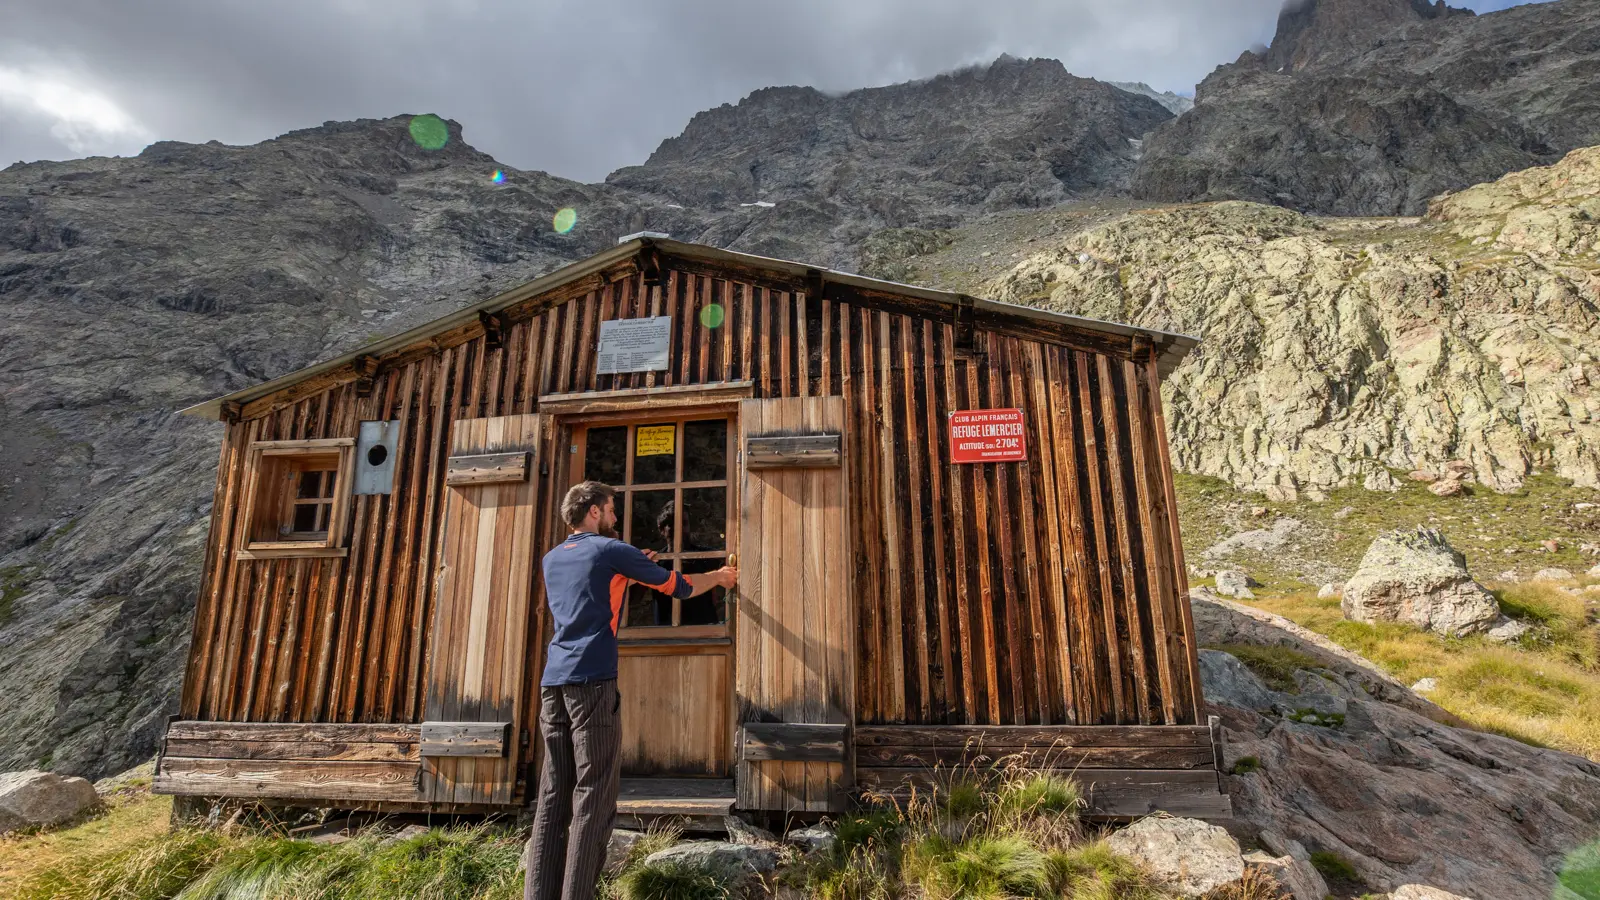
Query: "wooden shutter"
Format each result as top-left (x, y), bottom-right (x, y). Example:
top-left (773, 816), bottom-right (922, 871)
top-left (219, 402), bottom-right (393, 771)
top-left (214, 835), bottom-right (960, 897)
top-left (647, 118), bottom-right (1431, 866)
top-left (736, 397), bottom-right (853, 812)
top-left (422, 414), bottom-right (543, 805)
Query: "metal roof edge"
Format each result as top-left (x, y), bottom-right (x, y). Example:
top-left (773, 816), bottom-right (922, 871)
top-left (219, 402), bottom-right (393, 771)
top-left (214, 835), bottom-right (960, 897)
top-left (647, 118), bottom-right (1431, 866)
top-left (183, 236), bottom-right (1198, 421)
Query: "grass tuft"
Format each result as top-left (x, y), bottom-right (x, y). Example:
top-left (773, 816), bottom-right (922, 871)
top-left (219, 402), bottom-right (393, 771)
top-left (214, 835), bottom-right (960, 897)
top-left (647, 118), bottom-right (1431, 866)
top-left (12, 818), bottom-right (525, 900)
top-left (903, 834), bottom-right (1047, 900)
top-left (1204, 644), bottom-right (1319, 692)
top-left (612, 860), bottom-right (730, 900)
top-left (13, 825), bottom-right (236, 900)
top-left (1309, 849), bottom-right (1359, 883)
top-left (1205, 865), bottom-right (1291, 900)
top-left (1043, 841), bottom-right (1168, 900)
top-left (1229, 756), bottom-right (1263, 775)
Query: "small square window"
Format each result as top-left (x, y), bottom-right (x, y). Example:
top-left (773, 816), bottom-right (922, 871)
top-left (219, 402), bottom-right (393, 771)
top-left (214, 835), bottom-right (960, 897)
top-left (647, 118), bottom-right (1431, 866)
top-left (237, 438), bottom-right (355, 556)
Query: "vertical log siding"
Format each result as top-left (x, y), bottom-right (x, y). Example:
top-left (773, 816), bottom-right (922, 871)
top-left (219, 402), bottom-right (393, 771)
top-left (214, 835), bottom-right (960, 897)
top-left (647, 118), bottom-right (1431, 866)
top-left (179, 263), bottom-right (1201, 776)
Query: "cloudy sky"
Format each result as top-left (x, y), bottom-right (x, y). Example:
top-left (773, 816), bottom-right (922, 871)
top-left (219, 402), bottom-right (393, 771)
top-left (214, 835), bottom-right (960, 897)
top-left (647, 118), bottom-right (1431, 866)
top-left (1, 0), bottom-right (1542, 182)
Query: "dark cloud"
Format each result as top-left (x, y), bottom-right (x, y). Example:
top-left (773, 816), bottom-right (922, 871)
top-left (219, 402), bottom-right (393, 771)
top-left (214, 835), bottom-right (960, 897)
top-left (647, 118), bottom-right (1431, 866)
top-left (0, 0), bottom-right (1545, 181)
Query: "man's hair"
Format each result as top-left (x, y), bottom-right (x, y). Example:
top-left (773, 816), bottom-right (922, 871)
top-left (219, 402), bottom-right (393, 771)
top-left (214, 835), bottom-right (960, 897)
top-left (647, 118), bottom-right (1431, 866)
top-left (561, 480), bottom-right (615, 528)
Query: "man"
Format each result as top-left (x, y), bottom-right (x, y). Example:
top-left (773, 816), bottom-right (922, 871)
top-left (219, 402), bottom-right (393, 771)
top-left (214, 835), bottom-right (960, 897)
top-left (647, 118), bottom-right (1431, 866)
top-left (525, 480), bottom-right (737, 900)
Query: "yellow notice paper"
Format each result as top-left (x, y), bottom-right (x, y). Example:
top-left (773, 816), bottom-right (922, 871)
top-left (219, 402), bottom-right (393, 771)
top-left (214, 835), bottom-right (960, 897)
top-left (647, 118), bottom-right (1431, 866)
top-left (636, 425), bottom-right (675, 457)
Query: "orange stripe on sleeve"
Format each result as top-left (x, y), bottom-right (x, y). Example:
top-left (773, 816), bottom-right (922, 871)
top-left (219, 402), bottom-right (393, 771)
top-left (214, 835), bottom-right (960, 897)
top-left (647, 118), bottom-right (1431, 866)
top-left (609, 574), bottom-right (628, 635)
top-left (649, 571), bottom-right (681, 596)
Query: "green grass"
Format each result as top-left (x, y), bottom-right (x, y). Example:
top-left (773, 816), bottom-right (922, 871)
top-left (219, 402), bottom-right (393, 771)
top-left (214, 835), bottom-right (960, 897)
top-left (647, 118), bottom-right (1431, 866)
top-left (11, 814), bottom-right (526, 900)
top-left (0, 791), bottom-right (171, 894)
top-left (1244, 586), bottom-right (1600, 759)
top-left (1229, 756), bottom-right (1262, 776)
top-left (612, 861), bottom-right (732, 900)
top-left (1309, 850), bottom-right (1359, 883)
top-left (793, 767), bottom-right (1184, 900)
top-left (1205, 644), bottom-right (1319, 692)
top-left (1559, 837), bottom-right (1600, 900)
top-left (903, 834), bottom-right (1048, 900)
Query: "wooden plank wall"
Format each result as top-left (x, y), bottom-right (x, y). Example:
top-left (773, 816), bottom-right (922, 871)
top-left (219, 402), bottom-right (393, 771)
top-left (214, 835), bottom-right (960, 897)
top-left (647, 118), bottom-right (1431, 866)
top-left (178, 258), bottom-right (1202, 800)
top-left (852, 725), bottom-right (1230, 819)
top-left (155, 722), bottom-right (422, 801)
top-left (829, 310), bottom-right (1201, 727)
top-left (421, 414), bottom-right (542, 805)
top-left (178, 268), bottom-right (822, 739)
top-left (736, 397), bottom-right (852, 812)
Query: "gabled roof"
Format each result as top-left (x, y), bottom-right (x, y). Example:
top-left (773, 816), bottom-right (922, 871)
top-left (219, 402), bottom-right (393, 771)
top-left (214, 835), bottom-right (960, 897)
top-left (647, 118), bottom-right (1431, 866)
top-left (181, 236), bottom-right (1199, 421)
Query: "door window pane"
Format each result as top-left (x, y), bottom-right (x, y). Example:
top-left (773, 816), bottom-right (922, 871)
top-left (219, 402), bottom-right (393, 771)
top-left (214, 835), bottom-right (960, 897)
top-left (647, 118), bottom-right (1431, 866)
top-left (632, 423), bottom-right (677, 485)
top-left (586, 426), bottom-right (627, 485)
top-left (681, 487), bottom-right (727, 552)
top-left (630, 490), bottom-right (675, 554)
top-left (683, 419), bottom-right (728, 482)
top-left (680, 556), bottom-right (729, 625)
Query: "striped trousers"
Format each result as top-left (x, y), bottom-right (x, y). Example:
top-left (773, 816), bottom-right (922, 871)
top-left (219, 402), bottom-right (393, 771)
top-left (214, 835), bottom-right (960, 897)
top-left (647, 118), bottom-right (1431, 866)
top-left (525, 679), bottom-right (622, 900)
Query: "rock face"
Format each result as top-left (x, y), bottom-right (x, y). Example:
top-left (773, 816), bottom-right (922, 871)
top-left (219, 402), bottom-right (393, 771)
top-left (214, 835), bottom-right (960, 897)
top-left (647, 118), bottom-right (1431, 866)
top-left (1104, 815), bottom-right (1245, 897)
top-left (1390, 886), bottom-right (1473, 900)
top-left (1202, 644), bottom-right (1600, 897)
top-left (1133, 0), bottom-right (1600, 216)
top-left (989, 149), bottom-right (1600, 498)
top-left (0, 769), bottom-right (99, 833)
top-left (1342, 528), bottom-right (1498, 636)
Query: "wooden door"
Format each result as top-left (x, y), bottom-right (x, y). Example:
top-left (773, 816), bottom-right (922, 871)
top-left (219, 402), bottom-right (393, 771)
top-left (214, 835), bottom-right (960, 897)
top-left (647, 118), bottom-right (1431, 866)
top-left (570, 414), bottom-right (737, 777)
top-left (736, 397), bottom-right (853, 812)
top-left (422, 414), bottom-right (543, 804)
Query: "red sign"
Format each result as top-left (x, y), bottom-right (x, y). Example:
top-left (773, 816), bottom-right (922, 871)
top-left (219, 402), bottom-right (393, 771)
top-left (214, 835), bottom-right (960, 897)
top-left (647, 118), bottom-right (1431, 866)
top-left (950, 408), bottom-right (1027, 463)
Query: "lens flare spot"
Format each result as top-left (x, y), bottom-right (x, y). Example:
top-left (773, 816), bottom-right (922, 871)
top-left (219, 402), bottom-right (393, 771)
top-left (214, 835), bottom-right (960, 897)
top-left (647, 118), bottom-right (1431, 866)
top-left (408, 114), bottom-right (449, 150)
top-left (552, 207), bottom-right (578, 234)
top-left (699, 303), bottom-right (726, 329)
top-left (490, 169), bottom-right (505, 184)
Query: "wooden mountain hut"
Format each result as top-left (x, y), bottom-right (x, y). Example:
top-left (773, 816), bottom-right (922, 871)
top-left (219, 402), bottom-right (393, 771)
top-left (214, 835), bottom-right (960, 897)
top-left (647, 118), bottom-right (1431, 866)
top-left (155, 235), bottom-right (1228, 821)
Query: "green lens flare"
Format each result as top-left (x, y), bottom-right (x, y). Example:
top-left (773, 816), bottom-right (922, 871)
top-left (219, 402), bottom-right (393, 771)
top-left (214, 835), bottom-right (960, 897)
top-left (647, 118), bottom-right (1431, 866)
top-left (408, 115), bottom-right (449, 150)
top-left (553, 207), bottom-right (578, 234)
top-left (699, 303), bottom-right (726, 329)
top-left (1559, 838), bottom-right (1600, 899)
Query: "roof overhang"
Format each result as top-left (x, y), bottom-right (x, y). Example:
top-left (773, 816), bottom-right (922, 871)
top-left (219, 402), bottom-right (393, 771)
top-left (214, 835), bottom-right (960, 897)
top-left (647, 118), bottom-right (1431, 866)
top-left (181, 237), bottom-right (1199, 421)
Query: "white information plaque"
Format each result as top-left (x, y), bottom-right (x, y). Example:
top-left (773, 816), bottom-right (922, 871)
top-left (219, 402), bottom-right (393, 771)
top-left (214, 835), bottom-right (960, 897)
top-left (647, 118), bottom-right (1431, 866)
top-left (596, 316), bottom-right (672, 375)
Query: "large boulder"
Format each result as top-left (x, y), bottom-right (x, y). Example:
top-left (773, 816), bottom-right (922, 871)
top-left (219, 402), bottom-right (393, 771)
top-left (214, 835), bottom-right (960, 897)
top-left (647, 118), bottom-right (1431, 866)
top-left (0, 769), bottom-right (100, 833)
top-left (1105, 815), bottom-right (1245, 897)
top-left (643, 841), bottom-right (780, 894)
top-left (1341, 528), bottom-right (1498, 636)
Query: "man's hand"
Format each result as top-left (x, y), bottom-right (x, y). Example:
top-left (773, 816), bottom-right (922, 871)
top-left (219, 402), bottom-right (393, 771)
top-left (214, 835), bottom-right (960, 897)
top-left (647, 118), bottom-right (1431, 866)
top-left (710, 565), bottom-right (738, 589)
top-left (642, 549), bottom-right (660, 562)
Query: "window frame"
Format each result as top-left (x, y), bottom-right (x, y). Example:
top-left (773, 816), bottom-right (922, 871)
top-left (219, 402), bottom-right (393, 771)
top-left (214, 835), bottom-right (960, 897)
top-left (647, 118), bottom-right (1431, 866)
top-left (568, 410), bottom-right (737, 639)
top-left (235, 438), bottom-right (357, 559)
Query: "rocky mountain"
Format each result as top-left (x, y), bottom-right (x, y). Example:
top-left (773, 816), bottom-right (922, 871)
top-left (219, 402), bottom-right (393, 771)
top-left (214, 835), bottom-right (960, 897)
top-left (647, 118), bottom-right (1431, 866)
top-left (1109, 82), bottom-right (1195, 116)
top-left (608, 55), bottom-right (1173, 262)
top-left (987, 146), bottom-right (1600, 499)
top-left (1132, 0), bottom-right (1600, 215)
top-left (0, 116), bottom-right (657, 778)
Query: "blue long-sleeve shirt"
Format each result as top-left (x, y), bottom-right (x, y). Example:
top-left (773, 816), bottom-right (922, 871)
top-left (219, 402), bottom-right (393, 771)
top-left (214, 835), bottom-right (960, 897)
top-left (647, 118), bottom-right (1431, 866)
top-left (539, 530), bottom-right (693, 686)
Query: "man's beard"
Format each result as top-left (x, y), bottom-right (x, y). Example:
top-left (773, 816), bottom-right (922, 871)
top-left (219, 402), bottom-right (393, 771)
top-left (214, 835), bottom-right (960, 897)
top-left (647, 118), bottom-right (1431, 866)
top-left (599, 522), bottom-right (620, 539)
